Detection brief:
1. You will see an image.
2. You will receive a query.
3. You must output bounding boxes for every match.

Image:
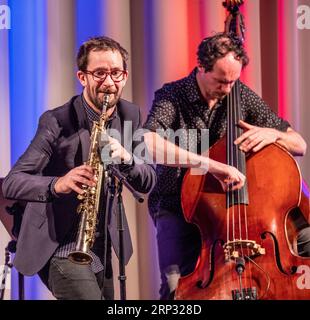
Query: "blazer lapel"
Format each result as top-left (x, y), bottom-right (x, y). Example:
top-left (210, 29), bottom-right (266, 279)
top-left (79, 128), bottom-right (90, 162)
top-left (73, 95), bottom-right (91, 163)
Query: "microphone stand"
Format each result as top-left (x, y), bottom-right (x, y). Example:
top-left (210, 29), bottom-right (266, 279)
top-left (106, 166), bottom-right (144, 300)
top-left (100, 132), bottom-right (144, 299)
top-left (110, 166), bottom-right (144, 204)
top-left (4, 203), bottom-right (25, 300)
top-left (116, 180), bottom-right (126, 300)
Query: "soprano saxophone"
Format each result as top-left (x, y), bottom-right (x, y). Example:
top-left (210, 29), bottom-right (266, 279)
top-left (68, 94), bottom-right (110, 264)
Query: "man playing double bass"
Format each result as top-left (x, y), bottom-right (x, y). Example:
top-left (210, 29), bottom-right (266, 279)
top-left (143, 32), bottom-right (310, 300)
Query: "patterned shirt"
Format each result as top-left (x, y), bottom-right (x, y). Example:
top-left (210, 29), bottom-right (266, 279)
top-left (143, 68), bottom-right (290, 218)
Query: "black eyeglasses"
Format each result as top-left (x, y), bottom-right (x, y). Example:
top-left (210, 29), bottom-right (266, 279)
top-left (84, 69), bottom-right (127, 82)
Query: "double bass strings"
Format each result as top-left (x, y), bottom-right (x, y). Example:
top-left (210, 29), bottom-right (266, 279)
top-left (227, 79), bottom-right (253, 291)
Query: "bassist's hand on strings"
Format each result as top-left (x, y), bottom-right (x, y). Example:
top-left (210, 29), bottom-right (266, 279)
top-left (236, 120), bottom-right (306, 156)
top-left (209, 160), bottom-right (246, 192)
top-left (235, 120), bottom-right (279, 153)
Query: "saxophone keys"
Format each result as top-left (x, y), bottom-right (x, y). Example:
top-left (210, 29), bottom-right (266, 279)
top-left (77, 194), bottom-right (84, 200)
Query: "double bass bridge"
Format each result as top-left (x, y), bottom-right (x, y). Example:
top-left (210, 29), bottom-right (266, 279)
top-left (223, 239), bottom-right (266, 262)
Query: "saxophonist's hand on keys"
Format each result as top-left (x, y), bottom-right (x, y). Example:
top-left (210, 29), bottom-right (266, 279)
top-left (54, 164), bottom-right (96, 195)
top-left (107, 136), bottom-right (132, 164)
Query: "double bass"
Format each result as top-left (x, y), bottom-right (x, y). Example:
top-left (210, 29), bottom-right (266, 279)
top-left (175, 0), bottom-right (310, 300)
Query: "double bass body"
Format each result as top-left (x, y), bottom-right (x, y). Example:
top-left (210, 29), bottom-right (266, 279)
top-left (176, 136), bottom-right (310, 300)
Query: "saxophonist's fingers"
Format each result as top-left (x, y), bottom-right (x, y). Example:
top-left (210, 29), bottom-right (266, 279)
top-left (77, 164), bottom-right (94, 174)
top-left (71, 175), bottom-right (96, 187)
top-left (70, 176), bottom-right (91, 194)
top-left (71, 183), bottom-right (84, 195)
top-left (76, 167), bottom-right (94, 180)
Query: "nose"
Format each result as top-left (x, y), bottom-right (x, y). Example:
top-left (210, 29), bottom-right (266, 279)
top-left (220, 83), bottom-right (233, 94)
top-left (102, 74), bottom-right (115, 86)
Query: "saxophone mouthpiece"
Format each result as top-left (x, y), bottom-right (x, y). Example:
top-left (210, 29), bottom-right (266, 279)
top-left (102, 93), bottom-right (110, 113)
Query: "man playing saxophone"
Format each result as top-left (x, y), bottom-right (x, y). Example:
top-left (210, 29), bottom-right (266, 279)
top-left (2, 36), bottom-right (156, 300)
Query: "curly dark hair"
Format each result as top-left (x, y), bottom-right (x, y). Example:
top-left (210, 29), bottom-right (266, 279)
top-left (77, 36), bottom-right (129, 71)
top-left (197, 32), bottom-right (249, 72)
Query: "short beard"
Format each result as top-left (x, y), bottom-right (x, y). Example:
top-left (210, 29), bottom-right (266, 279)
top-left (89, 92), bottom-right (112, 111)
top-left (92, 97), bottom-right (102, 110)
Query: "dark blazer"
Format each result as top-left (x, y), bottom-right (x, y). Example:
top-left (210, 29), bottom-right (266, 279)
top-left (2, 95), bottom-right (156, 276)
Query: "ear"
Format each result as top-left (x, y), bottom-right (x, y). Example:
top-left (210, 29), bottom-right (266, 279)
top-left (77, 70), bottom-right (87, 87)
top-left (122, 70), bottom-right (129, 85)
top-left (197, 65), bottom-right (205, 73)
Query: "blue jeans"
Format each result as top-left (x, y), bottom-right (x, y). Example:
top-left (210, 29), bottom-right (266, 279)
top-left (154, 212), bottom-right (201, 300)
top-left (39, 256), bottom-right (114, 300)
